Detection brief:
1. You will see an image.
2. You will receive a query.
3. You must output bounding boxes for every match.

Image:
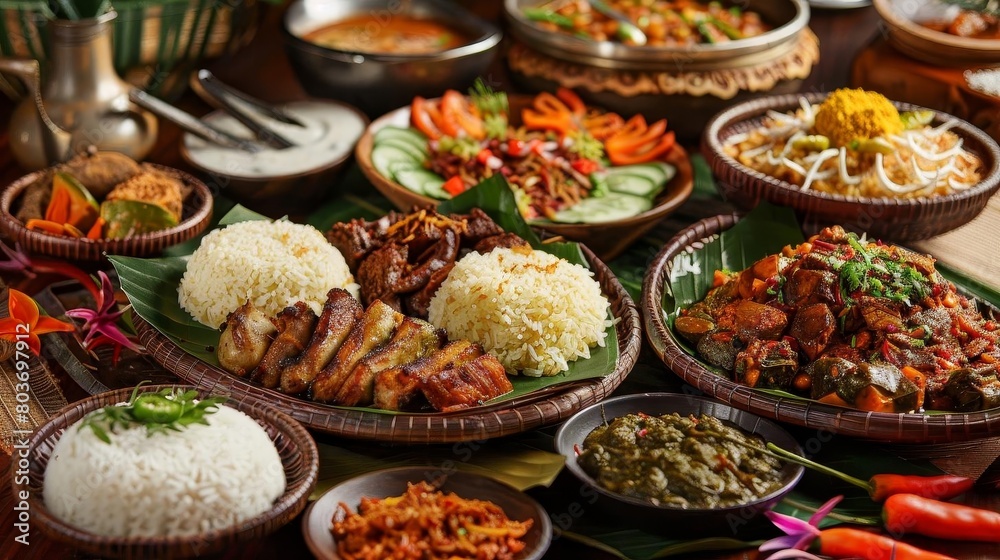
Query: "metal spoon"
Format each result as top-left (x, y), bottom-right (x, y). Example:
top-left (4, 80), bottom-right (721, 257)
top-left (588, 0), bottom-right (647, 45)
top-left (128, 89), bottom-right (264, 153)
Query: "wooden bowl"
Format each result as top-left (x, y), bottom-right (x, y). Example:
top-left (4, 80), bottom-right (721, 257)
top-left (642, 214), bottom-right (1000, 444)
top-left (873, 0), bottom-right (1000, 66)
top-left (132, 244), bottom-right (642, 444)
top-left (356, 97), bottom-right (693, 261)
top-left (16, 384), bottom-right (319, 559)
top-left (702, 92), bottom-right (1000, 241)
top-left (0, 164), bottom-right (213, 261)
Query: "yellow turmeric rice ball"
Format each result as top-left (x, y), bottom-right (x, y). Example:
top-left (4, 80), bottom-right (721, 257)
top-left (813, 88), bottom-right (903, 148)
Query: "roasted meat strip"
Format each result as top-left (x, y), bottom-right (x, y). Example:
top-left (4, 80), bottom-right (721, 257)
top-left (333, 317), bottom-right (445, 406)
top-left (279, 289), bottom-right (363, 395)
top-left (311, 300), bottom-right (403, 402)
top-left (373, 340), bottom-right (482, 410)
top-left (217, 301), bottom-right (276, 377)
top-left (250, 302), bottom-right (317, 389)
top-left (421, 353), bottom-right (513, 412)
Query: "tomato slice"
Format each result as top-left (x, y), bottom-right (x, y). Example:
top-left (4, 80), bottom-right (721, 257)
top-left (556, 87), bottom-right (586, 118)
top-left (441, 90), bottom-right (484, 139)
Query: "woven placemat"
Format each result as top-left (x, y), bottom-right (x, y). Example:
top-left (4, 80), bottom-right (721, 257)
top-left (0, 284), bottom-right (68, 455)
top-left (914, 196), bottom-right (1000, 287)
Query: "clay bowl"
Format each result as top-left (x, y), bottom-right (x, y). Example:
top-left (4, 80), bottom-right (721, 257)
top-left (0, 163), bottom-right (213, 261)
top-left (356, 96), bottom-right (693, 261)
top-left (702, 92), bottom-right (1000, 241)
top-left (874, 0), bottom-right (1000, 67)
top-left (18, 384), bottom-right (319, 559)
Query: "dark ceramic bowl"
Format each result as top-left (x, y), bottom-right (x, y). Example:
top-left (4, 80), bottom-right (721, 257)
top-left (303, 467), bottom-right (551, 560)
top-left (554, 393), bottom-right (805, 534)
top-left (283, 0), bottom-right (501, 118)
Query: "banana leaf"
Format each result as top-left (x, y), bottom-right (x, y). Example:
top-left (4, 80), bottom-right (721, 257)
top-left (109, 179), bottom-right (620, 415)
top-left (659, 201), bottom-right (1000, 409)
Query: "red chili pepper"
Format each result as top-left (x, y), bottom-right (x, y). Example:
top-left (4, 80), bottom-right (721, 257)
top-left (811, 239), bottom-right (839, 251)
top-left (442, 176), bottom-right (466, 197)
top-left (883, 494), bottom-right (1000, 542)
top-left (870, 474), bottom-right (974, 502)
top-left (815, 527), bottom-right (955, 560)
top-left (570, 158), bottom-right (600, 175)
top-left (506, 139), bottom-right (524, 155)
top-left (636, 428), bottom-right (648, 438)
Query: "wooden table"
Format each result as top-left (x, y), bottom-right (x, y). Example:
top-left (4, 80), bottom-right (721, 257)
top-left (1, 3), bottom-right (999, 559)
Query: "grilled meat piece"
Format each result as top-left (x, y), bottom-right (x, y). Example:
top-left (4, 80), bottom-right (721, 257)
top-left (279, 289), bottom-right (363, 395)
top-left (734, 300), bottom-right (788, 342)
top-left (472, 232), bottom-right (530, 255)
top-left (217, 301), bottom-right (276, 377)
top-left (783, 268), bottom-right (838, 307)
top-left (393, 228), bottom-right (459, 294)
top-left (404, 262), bottom-right (454, 318)
top-left (311, 300), bottom-right (403, 402)
top-left (333, 317), bottom-right (445, 406)
top-left (251, 302), bottom-right (316, 389)
top-left (421, 353), bottom-right (513, 412)
top-left (735, 339), bottom-right (798, 389)
top-left (373, 340), bottom-right (481, 410)
top-left (356, 242), bottom-right (408, 309)
top-left (326, 213), bottom-right (402, 269)
top-left (789, 303), bottom-right (837, 360)
top-left (462, 208), bottom-right (506, 242)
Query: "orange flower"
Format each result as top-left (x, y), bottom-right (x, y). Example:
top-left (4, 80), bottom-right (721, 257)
top-left (0, 289), bottom-right (75, 355)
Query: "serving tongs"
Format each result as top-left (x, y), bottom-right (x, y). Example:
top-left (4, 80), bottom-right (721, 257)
top-left (190, 69), bottom-right (304, 150)
top-left (128, 89), bottom-right (265, 153)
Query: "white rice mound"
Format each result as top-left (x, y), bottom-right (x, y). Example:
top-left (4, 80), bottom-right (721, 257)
top-left (428, 246), bottom-right (612, 377)
top-left (43, 405), bottom-right (286, 538)
top-left (178, 220), bottom-right (359, 327)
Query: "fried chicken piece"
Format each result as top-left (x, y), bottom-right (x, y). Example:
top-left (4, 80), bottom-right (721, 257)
top-left (250, 302), bottom-right (316, 389)
top-left (421, 353), bottom-right (513, 412)
top-left (279, 289), bottom-right (363, 395)
top-left (333, 317), bottom-right (445, 406)
top-left (105, 170), bottom-right (184, 221)
top-left (373, 340), bottom-right (481, 410)
top-left (311, 300), bottom-right (403, 402)
top-left (217, 301), bottom-right (276, 377)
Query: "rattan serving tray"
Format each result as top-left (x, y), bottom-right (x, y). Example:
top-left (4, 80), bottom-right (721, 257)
top-left (642, 213), bottom-right (1000, 444)
top-left (134, 245), bottom-right (641, 444)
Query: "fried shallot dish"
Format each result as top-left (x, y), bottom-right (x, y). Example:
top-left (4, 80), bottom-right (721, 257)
top-left (678, 226), bottom-right (1000, 413)
top-left (217, 289), bottom-right (512, 411)
top-left (331, 481), bottom-right (533, 560)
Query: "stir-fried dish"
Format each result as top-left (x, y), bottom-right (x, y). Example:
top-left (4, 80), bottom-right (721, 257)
top-left (370, 82), bottom-right (677, 223)
top-left (523, 0), bottom-right (771, 46)
top-left (677, 226), bottom-right (1000, 413)
top-left (723, 89), bottom-right (983, 198)
top-left (921, 4), bottom-right (1000, 39)
top-left (578, 413), bottom-right (786, 508)
top-left (331, 482), bottom-right (533, 560)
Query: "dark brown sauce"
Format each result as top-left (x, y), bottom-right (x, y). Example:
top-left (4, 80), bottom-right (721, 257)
top-left (304, 15), bottom-right (468, 54)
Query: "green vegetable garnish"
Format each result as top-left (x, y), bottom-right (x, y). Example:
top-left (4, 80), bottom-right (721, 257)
top-left (79, 382), bottom-right (227, 444)
top-left (469, 78), bottom-right (509, 140)
top-left (567, 129), bottom-right (605, 161)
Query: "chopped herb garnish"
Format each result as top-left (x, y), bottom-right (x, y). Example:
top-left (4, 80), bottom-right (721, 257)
top-left (79, 382), bottom-right (226, 444)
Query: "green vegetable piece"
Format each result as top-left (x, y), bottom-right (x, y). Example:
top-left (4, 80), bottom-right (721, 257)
top-left (131, 394), bottom-right (183, 423)
top-left (791, 135), bottom-right (831, 152)
top-left (901, 110), bottom-right (934, 130)
top-left (100, 199), bottom-right (179, 240)
top-left (853, 137), bottom-right (895, 154)
top-left (523, 8), bottom-right (575, 28)
top-left (709, 16), bottom-right (743, 40)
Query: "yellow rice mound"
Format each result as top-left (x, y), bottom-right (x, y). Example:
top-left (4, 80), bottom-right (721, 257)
top-left (178, 220), bottom-right (358, 327)
top-left (428, 246), bottom-right (612, 377)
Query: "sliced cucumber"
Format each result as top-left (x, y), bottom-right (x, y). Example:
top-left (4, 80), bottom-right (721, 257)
top-left (606, 162), bottom-right (676, 185)
top-left (394, 168), bottom-right (445, 198)
top-left (552, 192), bottom-right (652, 223)
top-left (388, 160), bottom-right (422, 179)
top-left (371, 144), bottom-right (422, 178)
top-left (377, 138), bottom-right (427, 162)
top-left (374, 126), bottom-right (429, 153)
top-left (606, 174), bottom-right (657, 197)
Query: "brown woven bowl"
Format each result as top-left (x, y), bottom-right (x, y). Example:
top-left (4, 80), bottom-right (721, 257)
top-left (641, 214), bottom-right (1000, 444)
top-left (0, 163), bottom-right (213, 261)
top-left (133, 244), bottom-right (641, 444)
top-left (702, 92), bottom-right (1000, 241)
top-left (873, 0), bottom-right (1000, 67)
top-left (356, 96), bottom-right (693, 261)
top-left (15, 384), bottom-right (319, 559)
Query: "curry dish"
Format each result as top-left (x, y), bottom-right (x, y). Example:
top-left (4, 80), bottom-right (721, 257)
top-left (304, 15), bottom-right (467, 54)
top-left (677, 226), bottom-right (1000, 413)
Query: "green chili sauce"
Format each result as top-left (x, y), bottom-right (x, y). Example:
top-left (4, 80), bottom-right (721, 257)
top-left (578, 413), bottom-right (786, 508)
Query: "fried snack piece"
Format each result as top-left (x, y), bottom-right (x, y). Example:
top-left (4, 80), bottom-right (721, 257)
top-left (105, 170), bottom-right (184, 221)
top-left (62, 151), bottom-right (142, 198)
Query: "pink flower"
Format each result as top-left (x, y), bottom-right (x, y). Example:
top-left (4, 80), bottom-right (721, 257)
top-left (65, 271), bottom-right (143, 359)
top-left (759, 496), bottom-right (843, 555)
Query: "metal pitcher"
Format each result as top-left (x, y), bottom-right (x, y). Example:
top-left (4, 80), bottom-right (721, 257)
top-left (1, 11), bottom-right (157, 171)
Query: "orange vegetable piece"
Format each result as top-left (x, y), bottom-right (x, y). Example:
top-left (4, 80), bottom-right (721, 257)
top-left (817, 392), bottom-right (852, 407)
top-left (25, 219), bottom-right (69, 235)
top-left (900, 366), bottom-right (926, 410)
top-left (45, 173), bottom-right (99, 231)
top-left (411, 96), bottom-right (443, 140)
top-left (86, 217), bottom-right (105, 240)
top-left (556, 87), bottom-right (586, 117)
top-left (853, 385), bottom-right (896, 413)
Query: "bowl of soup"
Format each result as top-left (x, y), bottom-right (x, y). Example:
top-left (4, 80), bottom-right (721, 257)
top-left (284, 0), bottom-right (502, 117)
top-left (874, 0), bottom-right (1000, 66)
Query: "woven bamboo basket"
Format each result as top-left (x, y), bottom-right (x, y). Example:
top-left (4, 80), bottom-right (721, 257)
top-left (702, 92), bottom-right (1000, 241)
top-left (134, 245), bottom-right (642, 444)
top-left (642, 213), bottom-right (1000, 444)
top-left (19, 384), bottom-right (318, 559)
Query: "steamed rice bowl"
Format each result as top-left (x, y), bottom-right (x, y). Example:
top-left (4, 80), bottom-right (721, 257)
top-left (178, 219), bottom-right (359, 327)
top-left (43, 404), bottom-right (285, 538)
top-left (428, 246), bottom-right (612, 377)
